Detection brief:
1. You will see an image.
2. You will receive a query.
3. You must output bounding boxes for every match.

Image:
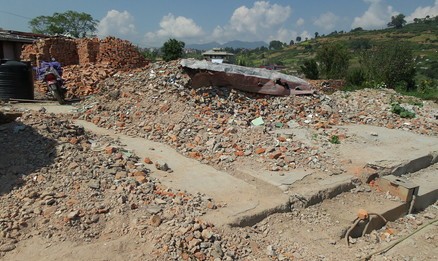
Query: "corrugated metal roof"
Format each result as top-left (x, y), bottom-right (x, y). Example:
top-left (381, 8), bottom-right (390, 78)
top-left (202, 49), bottom-right (234, 56)
top-left (0, 30), bottom-right (43, 43)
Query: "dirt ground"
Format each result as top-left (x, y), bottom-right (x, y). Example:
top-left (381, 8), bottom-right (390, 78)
top-left (1, 102), bottom-right (437, 261)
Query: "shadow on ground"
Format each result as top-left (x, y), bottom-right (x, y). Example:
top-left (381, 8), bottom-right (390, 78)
top-left (0, 121), bottom-right (57, 195)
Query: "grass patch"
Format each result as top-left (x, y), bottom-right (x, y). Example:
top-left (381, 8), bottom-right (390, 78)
top-left (391, 103), bottom-right (416, 118)
top-left (329, 135), bottom-right (341, 144)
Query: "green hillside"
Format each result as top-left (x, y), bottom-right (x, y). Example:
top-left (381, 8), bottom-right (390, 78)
top-left (250, 19), bottom-right (437, 69)
top-left (237, 17), bottom-right (438, 100)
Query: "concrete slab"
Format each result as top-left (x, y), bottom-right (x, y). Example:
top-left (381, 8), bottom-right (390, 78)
top-left (74, 120), bottom-right (290, 227)
top-left (235, 168), bottom-right (312, 191)
top-left (337, 125), bottom-right (438, 176)
top-left (5, 102), bottom-right (79, 114)
top-left (405, 164), bottom-right (438, 211)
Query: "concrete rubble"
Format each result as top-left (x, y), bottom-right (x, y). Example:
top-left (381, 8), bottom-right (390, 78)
top-left (0, 109), bottom-right (237, 260)
top-left (77, 60), bottom-right (438, 175)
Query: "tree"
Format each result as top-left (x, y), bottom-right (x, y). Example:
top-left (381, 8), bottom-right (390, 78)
top-left (296, 36), bottom-right (301, 43)
top-left (29, 11), bottom-right (98, 37)
top-left (349, 38), bottom-right (372, 51)
top-left (360, 42), bottom-right (416, 89)
top-left (289, 40), bottom-right (295, 45)
top-left (269, 40), bottom-right (284, 50)
top-left (300, 59), bottom-right (319, 79)
top-left (314, 32), bottom-right (319, 38)
top-left (387, 13), bottom-right (406, 29)
top-left (351, 27), bottom-right (364, 32)
top-left (316, 43), bottom-right (350, 79)
top-left (161, 38), bottom-right (185, 62)
top-left (142, 48), bottom-right (159, 62)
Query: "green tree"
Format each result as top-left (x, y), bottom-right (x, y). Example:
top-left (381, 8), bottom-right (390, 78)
top-left (142, 48), bottom-right (159, 62)
top-left (29, 10), bottom-right (98, 37)
top-left (299, 59), bottom-right (319, 79)
top-left (349, 38), bottom-right (372, 51)
top-left (269, 40), bottom-right (284, 50)
top-left (161, 38), bottom-right (185, 62)
top-left (314, 32), bottom-right (319, 38)
top-left (316, 43), bottom-right (350, 79)
top-left (296, 36), bottom-right (302, 43)
top-left (387, 13), bottom-right (406, 29)
top-left (360, 42), bottom-right (416, 89)
top-left (351, 27), bottom-right (364, 32)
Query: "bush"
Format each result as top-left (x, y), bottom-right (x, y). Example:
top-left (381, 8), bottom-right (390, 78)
top-left (360, 42), bottom-right (416, 89)
top-left (346, 67), bottom-right (366, 86)
top-left (299, 59), bottom-right (319, 79)
top-left (349, 38), bottom-right (372, 51)
top-left (329, 135), bottom-right (340, 144)
top-left (391, 103), bottom-right (415, 118)
top-left (316, 43), bottom-right (350, 79)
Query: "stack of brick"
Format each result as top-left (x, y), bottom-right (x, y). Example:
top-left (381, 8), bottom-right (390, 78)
top-left (77, 38), bottom-right (100, 64)
top-left (21, 36), bottom-right (148, 97)
top-left (21, 37), bottom-right (79, 67)
top-left (97, 36), bottom-right (147, 69)
top-left (63, 63), bottom-right (116, 96)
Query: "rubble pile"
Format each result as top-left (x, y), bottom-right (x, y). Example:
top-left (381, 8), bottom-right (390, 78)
top-left (0, 110), bottom-right (264, 259)
top-left (21, 37), bottom-right (148, 97)
top-left (77, 60), bottom-right (438, 173)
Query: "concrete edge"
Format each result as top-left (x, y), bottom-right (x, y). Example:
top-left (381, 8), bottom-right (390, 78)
top-left (228, 198), bottom-right (291, 227)
top-left (292, 179), bottom-right (357, 209)
top-left (390, 151), bottom-right (438, 177)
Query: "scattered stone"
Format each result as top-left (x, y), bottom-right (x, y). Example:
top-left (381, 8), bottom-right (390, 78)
top-left (0, 244), bottom-right (16, 252)
top-left (155, 161), bottom-right (170, 172)
top-left (67, 210), bottom-right (80, 220)
top-left (150, 215), bottom-right (161, 227)
top-left (424, 213), bottom-right (436, 220)
top-left (88, 179), bottom-right (100, 189)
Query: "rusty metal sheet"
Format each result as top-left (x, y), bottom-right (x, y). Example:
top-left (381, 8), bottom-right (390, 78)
top-left (180, 59), bottom-right (314, 96)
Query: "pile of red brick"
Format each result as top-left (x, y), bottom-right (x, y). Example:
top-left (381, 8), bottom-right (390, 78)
top-left (21, 36), bottom-right (148, 97)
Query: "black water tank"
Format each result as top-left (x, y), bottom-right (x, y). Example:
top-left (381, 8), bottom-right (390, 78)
top-left (0, 60), bottom-right (34, 100)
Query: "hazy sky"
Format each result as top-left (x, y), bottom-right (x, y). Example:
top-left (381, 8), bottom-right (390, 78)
top-left (1, 0), bottom-right (437, 47)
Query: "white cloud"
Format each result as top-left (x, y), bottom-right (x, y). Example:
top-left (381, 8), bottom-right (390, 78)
top-left (406, 0), bottom-right (438, 22)
top-left (230, 1), bottom-right (291, 33)
top-left (296, 18), bottom-right (305, 27)
top-left (144, 13), bottom-right (203, 46)
top-left (269, 28), bottom-right (297, 43)
top-left (300, 31), bottom-right (312, 41)
top-left (97, 10), bottom-right (136, 37)
top-left (212, 1), bottom-right (292, 43)
top-left (351, 0), bottom-right (398, 29)
top-left (314, 12), bottom-right (340, 31)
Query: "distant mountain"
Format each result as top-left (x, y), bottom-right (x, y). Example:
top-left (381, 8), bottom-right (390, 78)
top-left (187, 40), bottom-right (268, 50)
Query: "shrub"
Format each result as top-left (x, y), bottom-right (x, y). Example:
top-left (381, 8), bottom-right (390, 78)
top-left (391, 103), bottom-right (416, 118)
top-left (316, 43), bottom-right (350, 79)
top-left (299, 59), bottom-right (319, 79)
top-left (360, 42), bottom-right (416, 89)
top-left (346, 67), bottom-right (366, 86)
top-left (329, 135), bottom-right (340, 144)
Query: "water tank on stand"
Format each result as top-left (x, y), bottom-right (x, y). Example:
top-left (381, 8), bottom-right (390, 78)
top-left (0, 60), bottom-right (34, 100)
